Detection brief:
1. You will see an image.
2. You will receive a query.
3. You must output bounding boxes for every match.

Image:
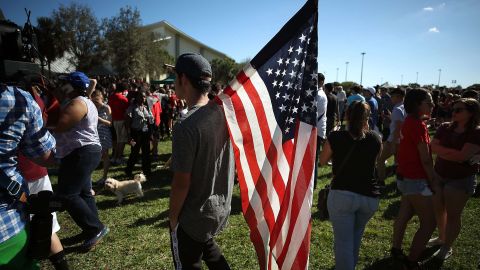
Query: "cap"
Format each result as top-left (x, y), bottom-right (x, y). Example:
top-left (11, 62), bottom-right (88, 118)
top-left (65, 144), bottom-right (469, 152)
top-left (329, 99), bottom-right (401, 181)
top-left (59, 71), bottom-right (90, 90)
top-left (363, 86), bottom-right (376, 96)
top-left (174, 53), bottom-right (212, 79)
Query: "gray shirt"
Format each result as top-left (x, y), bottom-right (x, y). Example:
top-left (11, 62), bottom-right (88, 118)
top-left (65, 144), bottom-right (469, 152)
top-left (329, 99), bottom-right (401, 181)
top-left (171, 102), bottom-right (235, 242)
top-left (126, 104), bottom-right (153, 132)
top-left (387, 103), bottom-right (406, 143)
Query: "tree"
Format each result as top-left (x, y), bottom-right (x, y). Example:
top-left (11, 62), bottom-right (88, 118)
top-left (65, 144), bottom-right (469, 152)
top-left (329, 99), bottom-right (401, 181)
top-left (52, 3), bottom-right (102, 72)
top-left (211, 57), bottom-right (238, 85)
top-left (36, 17), bottom-right (66, 73)
top-left (102, 6), bottom-right (172, 78)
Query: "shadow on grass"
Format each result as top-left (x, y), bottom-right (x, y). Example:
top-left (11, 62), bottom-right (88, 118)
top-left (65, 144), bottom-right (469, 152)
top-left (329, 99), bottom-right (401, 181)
top-left (382, 200), bottom-right (401, 220)
top-left (128, 209), bottom-right (170, 228)
top-left (380, 181), bottom-right (401, 200)
top-left (364, 246), bottom-right (443, 270)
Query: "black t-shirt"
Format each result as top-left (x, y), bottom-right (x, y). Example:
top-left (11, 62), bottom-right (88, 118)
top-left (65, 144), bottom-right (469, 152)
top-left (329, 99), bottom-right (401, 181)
top-left (326, 93), bottom-right (338, 122)
top-left (328, 130), bottom-right (381, 197)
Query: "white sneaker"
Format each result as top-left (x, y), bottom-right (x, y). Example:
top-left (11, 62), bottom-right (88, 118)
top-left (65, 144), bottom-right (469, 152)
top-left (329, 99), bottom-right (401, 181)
top-left (433, 246), bottom-right (453, 260)
top-left (428, 237), bottom-right (444, 246)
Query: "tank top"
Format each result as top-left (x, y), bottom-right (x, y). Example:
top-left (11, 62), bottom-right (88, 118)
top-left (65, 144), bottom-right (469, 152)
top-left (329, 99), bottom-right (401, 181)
top-left (55, 96), bottom-right (101, 158)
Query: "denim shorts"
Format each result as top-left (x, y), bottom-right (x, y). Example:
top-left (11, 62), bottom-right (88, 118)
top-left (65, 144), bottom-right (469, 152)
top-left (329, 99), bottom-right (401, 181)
top-left (436, 174), bottom-right (477, 195)
top-left (396, 178), bottom-right (433, 196)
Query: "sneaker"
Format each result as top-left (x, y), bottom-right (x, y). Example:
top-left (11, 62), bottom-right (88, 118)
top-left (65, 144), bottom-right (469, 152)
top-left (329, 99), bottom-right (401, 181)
top-left (427, 237), bottom-right (444, 246)
top-left (81, 226), bottom-right (110, 251)
top-left (433, 246), bottom-right (453, 260)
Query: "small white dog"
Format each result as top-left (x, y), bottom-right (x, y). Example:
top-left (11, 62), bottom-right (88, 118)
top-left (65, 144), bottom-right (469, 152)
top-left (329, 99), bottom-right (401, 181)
top-left (104, 174), bottom-right (146, 205)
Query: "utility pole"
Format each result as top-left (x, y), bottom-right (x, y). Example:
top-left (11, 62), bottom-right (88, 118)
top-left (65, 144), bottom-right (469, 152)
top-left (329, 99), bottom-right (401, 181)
top-left (416, 72), bottom-right (419, 84)
top-left (401, 74), bottom-right (403, 85)
top-left (345, 61), bottom-right (349, 82)
top-left (437, 68), bottom-right (442, 87)
top-left (360, 52), bottom-right (366, 85)
top-left (336, 67), bottom-right (339, 82)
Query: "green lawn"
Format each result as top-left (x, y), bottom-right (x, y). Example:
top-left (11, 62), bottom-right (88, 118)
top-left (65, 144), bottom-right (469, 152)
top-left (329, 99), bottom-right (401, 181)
top-left (41, 140), bottom-right (480, 270)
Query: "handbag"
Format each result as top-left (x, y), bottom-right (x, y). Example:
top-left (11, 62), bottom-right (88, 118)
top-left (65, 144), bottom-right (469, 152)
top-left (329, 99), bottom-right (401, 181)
top-left (317, 139), bottom-right (358, 220)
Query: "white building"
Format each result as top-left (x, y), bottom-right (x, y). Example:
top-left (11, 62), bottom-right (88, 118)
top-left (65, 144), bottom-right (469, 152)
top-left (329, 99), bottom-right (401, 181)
top-left (143, 20), bottom-right (228, 63)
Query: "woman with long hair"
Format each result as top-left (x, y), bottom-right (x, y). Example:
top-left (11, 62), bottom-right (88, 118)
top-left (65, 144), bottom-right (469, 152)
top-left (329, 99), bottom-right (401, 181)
top-left (319, 101), bottom-right (382, 270)
top-left (391, 88), bottom-right (436, 269)
top-left (430, 98), bottom-right (480, 260)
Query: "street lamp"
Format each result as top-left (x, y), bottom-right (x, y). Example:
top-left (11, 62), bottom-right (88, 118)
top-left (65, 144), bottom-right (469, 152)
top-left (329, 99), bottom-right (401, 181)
top-left (345, 61), bottom-right (349, 82)
top-left (336, 67), bottom-right (339, 82)
top-left (360, 52), bottom-right (366, 85)
top-left (437, 68), bottom-right (442, 87)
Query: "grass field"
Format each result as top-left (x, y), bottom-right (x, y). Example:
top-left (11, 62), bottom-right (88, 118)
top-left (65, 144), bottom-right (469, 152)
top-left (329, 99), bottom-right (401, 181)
top-left (41, 140), bottom-right (480, 270)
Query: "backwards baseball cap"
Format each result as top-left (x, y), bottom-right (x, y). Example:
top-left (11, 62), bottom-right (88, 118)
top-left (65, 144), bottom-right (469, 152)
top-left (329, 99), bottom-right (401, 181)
top-left (59, 71), bottom-right (90, 90)
top-left (174, 53), bottom-right (212, 79)
top-left (363, 86), bottom-right (376, 96)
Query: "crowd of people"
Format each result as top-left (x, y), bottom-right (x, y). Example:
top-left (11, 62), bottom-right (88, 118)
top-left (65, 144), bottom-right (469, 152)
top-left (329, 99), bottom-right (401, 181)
top-left (1, 52), bottom-right (479, 270)
top-left (316, 73), bottom-right (480, 269)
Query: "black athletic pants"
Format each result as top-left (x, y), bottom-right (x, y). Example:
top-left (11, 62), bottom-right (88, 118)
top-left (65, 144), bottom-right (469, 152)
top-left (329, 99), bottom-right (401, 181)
top-left (170, 224), bottom-right (230, 270)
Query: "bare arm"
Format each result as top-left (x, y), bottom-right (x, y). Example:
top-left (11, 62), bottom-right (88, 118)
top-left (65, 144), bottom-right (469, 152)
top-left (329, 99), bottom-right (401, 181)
top-left (417, 142), bottom-right (435, 184)
top-left (54, 99), bottom-right (87, 133)
top-left (169, 172), bottom-right (191, 229)
top-left (98, 106), bottom-right (112, 126)
top-left (86, 79), bottom-right (97, 98)
top-left (431, 138), bottom-right (480, 162)
top-left (319, 140), bottom-right (332, 166)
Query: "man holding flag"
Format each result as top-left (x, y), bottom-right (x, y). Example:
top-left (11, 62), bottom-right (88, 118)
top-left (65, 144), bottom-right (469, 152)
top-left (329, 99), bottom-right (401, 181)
top-left (218, 0), bottom-right (318, 269)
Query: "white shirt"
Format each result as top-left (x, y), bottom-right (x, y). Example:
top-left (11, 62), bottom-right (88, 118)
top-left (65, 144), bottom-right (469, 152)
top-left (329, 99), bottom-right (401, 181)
top-left (336, 90), bottom-right (347, 102)
top-left (316, 88), bottom-right (328, 138)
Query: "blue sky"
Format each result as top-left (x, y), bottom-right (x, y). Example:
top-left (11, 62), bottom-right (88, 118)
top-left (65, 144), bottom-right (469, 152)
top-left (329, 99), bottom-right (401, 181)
top-left (2, 0), bottom-right (479, 87)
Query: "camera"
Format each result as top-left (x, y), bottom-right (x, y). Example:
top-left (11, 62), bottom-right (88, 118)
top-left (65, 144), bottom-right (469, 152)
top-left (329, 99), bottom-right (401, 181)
top-left (27, 190), bottom-right (64, 259)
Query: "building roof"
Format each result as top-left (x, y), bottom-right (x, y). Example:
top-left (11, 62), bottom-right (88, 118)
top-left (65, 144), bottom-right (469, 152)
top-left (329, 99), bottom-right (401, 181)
top-left (143, 20), bottom-right (229, 59)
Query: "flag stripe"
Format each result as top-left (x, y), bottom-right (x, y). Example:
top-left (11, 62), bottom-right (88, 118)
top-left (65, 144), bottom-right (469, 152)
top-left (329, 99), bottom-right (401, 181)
top-left (221, 93), bottom-right (272, 269)
top-left (279, 124), bottom-right (316, 269)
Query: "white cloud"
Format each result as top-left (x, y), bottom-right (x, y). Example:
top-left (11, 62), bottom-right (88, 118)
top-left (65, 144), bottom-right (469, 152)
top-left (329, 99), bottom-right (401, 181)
top-left (429, 27), bottom-right (440, 33)
top-left (422, 3), bottom-right (445, 12)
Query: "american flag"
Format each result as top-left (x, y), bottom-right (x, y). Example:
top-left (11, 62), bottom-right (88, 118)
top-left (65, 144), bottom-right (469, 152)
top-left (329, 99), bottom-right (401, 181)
top-left (218, 0), bottom-right (318, 269)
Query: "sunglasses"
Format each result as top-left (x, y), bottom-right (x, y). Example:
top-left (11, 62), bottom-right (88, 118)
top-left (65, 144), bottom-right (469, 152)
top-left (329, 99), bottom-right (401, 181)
top-left (453, 107), bottom-right (467, 114)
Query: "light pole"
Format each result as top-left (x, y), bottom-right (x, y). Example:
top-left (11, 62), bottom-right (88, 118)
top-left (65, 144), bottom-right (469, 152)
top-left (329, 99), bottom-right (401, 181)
top-left (437, 68), bottom-right (442, 87)
top-left (401, 74), bottom-right (403, 85)
top-left (416, 72), bottom-right (419, 84)
top-left (345, 61), bottom-right (349, 82)
top-left (360, 52), bottom-right (366, 85)
top-left (336, 67), bottom-right (339, 82)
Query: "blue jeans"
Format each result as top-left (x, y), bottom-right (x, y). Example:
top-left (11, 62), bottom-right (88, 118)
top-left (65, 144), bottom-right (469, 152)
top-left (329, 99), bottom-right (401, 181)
top-left (57, 144), bottom-right (104, 239)
top-left (327, 190), bottom-right (379, 270)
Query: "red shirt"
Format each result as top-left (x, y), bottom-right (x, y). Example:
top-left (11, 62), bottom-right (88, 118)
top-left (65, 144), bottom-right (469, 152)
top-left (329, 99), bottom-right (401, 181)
top-left (169, 94), bottom-right (178, 108)
top-left (108, 92), bottom-right (130, 121)
top-left (397, 116), bottom-right (431, 179)
top-left (152, 101), bottom-right (162, 126)
top-left (18, 92), bottom-right (48, 181)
